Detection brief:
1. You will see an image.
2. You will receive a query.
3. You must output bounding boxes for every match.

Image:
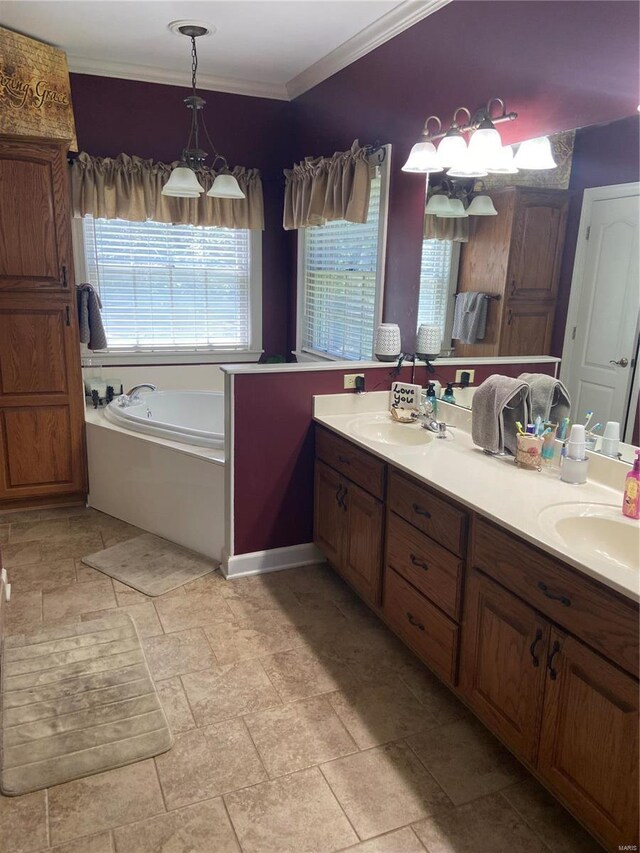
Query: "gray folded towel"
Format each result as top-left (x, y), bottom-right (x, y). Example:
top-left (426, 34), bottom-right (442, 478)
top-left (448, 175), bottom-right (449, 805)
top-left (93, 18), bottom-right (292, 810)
top-left (472, 375), bottom-right (531, 456)
top-left (452, 292), bottom-right (489, 344)
top-left (77, 283), bottom-right (107, 351)
top-left (519, 373), bottom-right (571, 424)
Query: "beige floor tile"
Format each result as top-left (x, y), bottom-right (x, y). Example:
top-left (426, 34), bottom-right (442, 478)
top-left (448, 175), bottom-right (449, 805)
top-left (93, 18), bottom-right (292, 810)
top-left (82, 602), bottom-right (163, 638)
top-left (244, 695), bottom-right (357, 778)
top-left (0, 509), bottom-right (44, 524)
top-left (224, 584), bottom-right (307, 623)
top-left (112, 798), bottom-right (240, 853)
top-left (155, 719), bottom-right (267, 809)
top-left (38, 505), bottom-right (89, 520)
top-left (407, 716), bottom-right (526, 806)
top-left (321, 741), bottom-right (450, 840)
top-left (224, 766), bottom-right (358, 853)
top-left (412, 791), bottom-right (548, 853)
top-left (399, 662), bottom-right (467, 726)
top-left (2, 541), bottom-right (44, 568)
top-left (142, 628), bottom-right (217, 681)
top-left (50, 831), bottom-right (114, 852)
top-left (182, 659), bottom-right (281, 726)
top-left (46, 533), bottom-right (105, 562)
top-left (204, 613), bottom-right (307, 664)
top-left (42, 579), bottom-right (116, 622)
top-left (154, 589), bottom-right (234, 633)
top-left (75, 561), bottom-right (110, 583)
top-left (260, 646), bottom-right (354, 702)
top-left (0, 790), bottom-right (48, 853)
top-left (3, 590), bottom-right (43, 635)
top-left (9, 518), bottom-right (70, 543)
top-left (338, 826), bottom-right (426, 852)
top-left (7, 559), bottom-right (77, 593)
top-left (48, 759), bottom-right (165, 845)
top-left (154, 677), bottom-right (196, 734)
top-left (282, 563), bottom-right (353, 602)
top-left (0, 523), bottom-right (11, 544)
top-left (502, 779), bottom-right (604, 853)
top-left (320, 619), bottom-right (416, 683)
top-left (113, 582), bottom-right (149, 607)
top-left (328, 678), bottom-right (437, 749)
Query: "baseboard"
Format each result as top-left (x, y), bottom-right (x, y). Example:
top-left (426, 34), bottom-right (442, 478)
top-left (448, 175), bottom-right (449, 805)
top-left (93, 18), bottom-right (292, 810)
top-left (222, 542), bottom-right (323, 579)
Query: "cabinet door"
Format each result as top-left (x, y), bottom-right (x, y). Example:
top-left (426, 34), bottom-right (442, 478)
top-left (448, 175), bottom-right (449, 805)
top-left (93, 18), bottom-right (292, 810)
top-left (314, 459), bottom-right (346, 570)
top-left (538, 630), bottom-right (639, 850)
top-left (500, 301), bottom-right (555, 356)
top-left (460, 570), bottom-right (549, 763)
top-left (508, 192), bottom-right (568, 301)
top-left (0, 297), bottom-right (86, 501)
top-left (343, 479), bottom-right (384, 607)
top-left (0, 138), bottom-right (73, 291)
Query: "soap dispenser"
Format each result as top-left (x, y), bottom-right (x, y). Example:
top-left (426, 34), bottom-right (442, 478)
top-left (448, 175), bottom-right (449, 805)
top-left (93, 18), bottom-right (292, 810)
top-left (442, 383), bottom-right (456, 405)
top-left (622, 450), bottom-right (640, 519)
top-left (560, 424), bottom-right (589, 484)
top-left (426, 382), bottom-right (438, 416)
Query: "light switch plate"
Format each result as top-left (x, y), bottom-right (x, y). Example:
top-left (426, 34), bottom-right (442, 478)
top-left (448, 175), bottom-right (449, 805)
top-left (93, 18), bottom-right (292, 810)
top-left (344, 373), bottom-right (365, 390)
top-left (456, 369), bottom-right (475, 384)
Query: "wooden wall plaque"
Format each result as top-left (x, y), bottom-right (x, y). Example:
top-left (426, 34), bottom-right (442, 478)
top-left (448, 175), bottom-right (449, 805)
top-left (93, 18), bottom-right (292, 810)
top-left (0, 26), bottom-right (77, 150)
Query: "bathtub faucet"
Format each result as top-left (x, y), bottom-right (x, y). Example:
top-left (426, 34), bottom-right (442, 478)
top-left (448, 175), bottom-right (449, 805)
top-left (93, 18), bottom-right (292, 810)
top-left (117, 384), bottom-right (157, 407)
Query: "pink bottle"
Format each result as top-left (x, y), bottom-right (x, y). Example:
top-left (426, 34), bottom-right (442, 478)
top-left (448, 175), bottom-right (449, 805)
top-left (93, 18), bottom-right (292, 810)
top-left (622, 450), bottom-right (640, 519)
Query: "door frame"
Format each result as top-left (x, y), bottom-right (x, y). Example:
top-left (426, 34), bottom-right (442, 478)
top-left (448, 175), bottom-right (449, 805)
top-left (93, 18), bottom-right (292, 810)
top-left (560, 182), bottom-right (640, 442)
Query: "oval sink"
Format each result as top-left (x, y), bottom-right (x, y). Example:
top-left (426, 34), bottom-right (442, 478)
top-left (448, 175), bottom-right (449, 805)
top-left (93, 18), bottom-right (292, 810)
top-left (538, 503), bottom-right (640, 571)
top-left (348, 415), bottom-right (433, 447)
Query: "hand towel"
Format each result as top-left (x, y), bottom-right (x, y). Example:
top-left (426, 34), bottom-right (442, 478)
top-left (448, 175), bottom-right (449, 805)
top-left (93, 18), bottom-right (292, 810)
top-left (519, 373), bottom-right (571, 424)
top-left (472, 375), bottom-right (531, 456)
top-left (452, 292), bottom-right (489, 344)
top-left (76, 283), bottom-right (107, 350)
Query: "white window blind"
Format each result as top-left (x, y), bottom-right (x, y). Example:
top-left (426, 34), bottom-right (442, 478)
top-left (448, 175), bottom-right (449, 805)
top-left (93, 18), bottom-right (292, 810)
top-left (418, 238), bottom-right (459, 345)
top-left (81, 217), bottom-right (253, 352)
top-left (299, 174), bottom-right (384, 360)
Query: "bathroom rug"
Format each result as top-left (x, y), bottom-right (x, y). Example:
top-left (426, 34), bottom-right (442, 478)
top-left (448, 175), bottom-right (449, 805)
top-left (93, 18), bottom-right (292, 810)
top-left (1, 612), bottom-right (172, 795)
top-left (81, 533), bottom-right (218, 596)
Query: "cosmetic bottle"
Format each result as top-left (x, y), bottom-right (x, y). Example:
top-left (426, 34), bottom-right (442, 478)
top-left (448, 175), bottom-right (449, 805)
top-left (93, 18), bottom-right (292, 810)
top-left (560, 424), bottom-right (589, 484)
top-left (622, 450), bottom-right (640, 519)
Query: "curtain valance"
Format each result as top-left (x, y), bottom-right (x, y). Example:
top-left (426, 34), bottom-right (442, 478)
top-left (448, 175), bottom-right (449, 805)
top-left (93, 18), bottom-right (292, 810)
top-left (283, 140), bottom-right (373, 230)
top-left (70, 152), bottom-right (264, 230)
top-left (424, 211), bottom-right (469, 242)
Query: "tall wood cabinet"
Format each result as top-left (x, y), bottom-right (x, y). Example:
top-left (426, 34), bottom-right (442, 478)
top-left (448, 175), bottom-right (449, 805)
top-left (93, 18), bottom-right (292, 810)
top-left (454, 187), bottom-right (569, 357)
top-left (0, 137), bottom-right (87, 506)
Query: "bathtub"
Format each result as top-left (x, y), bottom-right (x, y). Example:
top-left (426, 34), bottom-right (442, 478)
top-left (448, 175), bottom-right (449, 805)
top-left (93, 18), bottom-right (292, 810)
top-left (104, 390), bottom-right (224, 449)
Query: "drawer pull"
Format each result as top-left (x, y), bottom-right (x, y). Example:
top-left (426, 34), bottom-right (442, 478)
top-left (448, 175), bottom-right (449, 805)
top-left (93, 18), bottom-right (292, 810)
top-left (547, 639), bottom-right (561, 680)
top-left (529, 628), bottom-right (543, 667)
top-left (338, 455), bottom-right (351, 464)
top-left (406, 611), bottom-right (425, 631)
top-left (61, 264), bottom-right (68, 287)
top-left (537, 581), bottom-right (571, 607)
top-left (336, 485), bottom-right (347, 511)
top-left (412, 503), bottom-right (431, 519)
top-left (409, 553), bottom-right (429, 571)
top-left (65, 305), bottom-right (71, 327)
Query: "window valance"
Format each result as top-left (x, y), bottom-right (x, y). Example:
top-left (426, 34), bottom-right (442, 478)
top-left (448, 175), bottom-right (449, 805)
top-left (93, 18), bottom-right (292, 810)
top-left (283, 139), bottom-right (373, 230)
top-left (70, 152), bottom-right (264, 230)
top-left (424, 212), bottom-right (469, 243)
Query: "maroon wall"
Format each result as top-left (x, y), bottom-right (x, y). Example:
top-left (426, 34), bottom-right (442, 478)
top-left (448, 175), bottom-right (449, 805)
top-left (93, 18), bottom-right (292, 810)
top-left (291, 0), bottom-right (640, 351)
top-left (69, 73), bottom-right (294, 358)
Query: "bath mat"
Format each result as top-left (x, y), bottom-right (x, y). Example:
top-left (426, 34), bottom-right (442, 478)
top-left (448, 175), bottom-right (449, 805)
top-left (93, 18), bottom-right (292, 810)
top-left (81, 533), bottom-right (218, 596)
top-left (1, 613), bottom-right (172, 795)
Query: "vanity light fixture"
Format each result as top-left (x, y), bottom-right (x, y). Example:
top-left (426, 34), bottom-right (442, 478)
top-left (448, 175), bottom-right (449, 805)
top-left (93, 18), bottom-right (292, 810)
top-left (162, 22), bottom-right (245, 200)
top-left (424, 193), bottom-right (454, 216)
top-left (466, 194), bottom-right (498, 216)
top-left (512, 136), bottom-right (558, 170)
top-left (436, 197), bottom-right (469, 218)
top-left (401, 116), bottom-right (444, 173)
top-left (486, 144), bottom-right (518, 174)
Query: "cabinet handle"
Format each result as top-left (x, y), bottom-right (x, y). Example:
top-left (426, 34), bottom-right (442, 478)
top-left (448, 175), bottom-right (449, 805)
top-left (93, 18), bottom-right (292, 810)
top-left (65, 305), bottom-right (71, 327)
top-left (537, 581), bottom-right (571, 607)
top-left (409, 553), bottom-right (429, 571)
top-left (412, 503), bottom-right (431, 519)
top-left (510, 278), bottom-right (516, 296)
top-left (406, 611), bottom-right (425, 631)
top-left (335, 485), bottom-right (342, 508)
top-left (340, 485), bottom-right (348, 511)
top-left (547, 639), bottom-right (561, 680)
top-left (338, 455), bottom-right (350, 465)
top-left (529, 628), bottom-right (543, 667)
top-left (61, 264), bottom-right (68, 287)
top-left (507, 309), bottom-right (513, 325)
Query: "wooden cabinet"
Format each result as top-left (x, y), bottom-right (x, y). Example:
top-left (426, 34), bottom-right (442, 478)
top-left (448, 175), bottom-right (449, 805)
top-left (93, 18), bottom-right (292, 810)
top-left (314, 460), bottom-right (345, 568)
top-left (455, 187), bottom-right (569, 358)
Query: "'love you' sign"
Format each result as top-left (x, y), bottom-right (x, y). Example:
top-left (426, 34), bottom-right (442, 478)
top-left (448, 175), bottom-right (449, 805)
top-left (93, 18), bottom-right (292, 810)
top-left (390, 382), bottom-right (422, 410)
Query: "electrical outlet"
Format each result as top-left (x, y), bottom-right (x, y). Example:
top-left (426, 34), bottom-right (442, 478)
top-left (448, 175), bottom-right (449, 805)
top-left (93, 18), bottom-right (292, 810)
top-left (344, 373), bottom-right (365, 390)
top-left (456, 369), bottom-right (475, 384)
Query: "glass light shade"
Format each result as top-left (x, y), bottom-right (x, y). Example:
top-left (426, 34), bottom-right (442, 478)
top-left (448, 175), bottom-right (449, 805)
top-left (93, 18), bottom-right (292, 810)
top-left (161, 166), bottom-right (205, 197)
top-left (466, 194), bottom-right (498, 216)
top-left (402, 140), bottom-right (443, 173)
top-left (425, 194), bottom-right (452, 216)
top-left (416, 324), bottom-right (441, 359)
top-left (446, 148), bottom-right (488, 179)
top-left (467, 126), bottom-right (502, 164)
top-left (437, 131), bottom-right (467, 167)
top-left (513, 136), bottom-right (557, 170)
top-left (207, 173), bottom-right (246, 199)
top-left (487, 145), bottom-right (518, 174)
top-left (437, 197), bottom-right (468, 218)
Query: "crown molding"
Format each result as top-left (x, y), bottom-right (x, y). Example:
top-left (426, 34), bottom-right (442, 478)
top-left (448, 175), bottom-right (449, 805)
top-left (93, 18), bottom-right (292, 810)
top-left (67, 55), bottom-right (290, 101)
top-left (286, 0), bottom-right (452, 100)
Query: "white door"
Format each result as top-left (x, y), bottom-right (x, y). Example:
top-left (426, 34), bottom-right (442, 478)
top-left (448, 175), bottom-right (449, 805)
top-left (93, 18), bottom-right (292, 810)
top-left (561, 184), bottom-right (639, 439)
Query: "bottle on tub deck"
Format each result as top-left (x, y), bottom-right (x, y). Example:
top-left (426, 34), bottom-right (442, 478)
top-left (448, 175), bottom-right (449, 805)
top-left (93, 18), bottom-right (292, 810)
top-left (560, 424), bottom-right (589, 485)
top-left (622, 450), bottom-right (640, 519)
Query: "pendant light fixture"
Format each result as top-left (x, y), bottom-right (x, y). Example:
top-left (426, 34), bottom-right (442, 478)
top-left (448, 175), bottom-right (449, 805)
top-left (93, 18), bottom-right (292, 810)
top-left (162, 22), bottom-right (245, 200)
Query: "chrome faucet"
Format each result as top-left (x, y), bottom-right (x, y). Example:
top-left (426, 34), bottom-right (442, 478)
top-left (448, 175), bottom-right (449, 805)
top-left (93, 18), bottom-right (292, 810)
top-left (418, 400), bottom-right (451, 438)
top-left (117, 383), bottom-right (157, 407)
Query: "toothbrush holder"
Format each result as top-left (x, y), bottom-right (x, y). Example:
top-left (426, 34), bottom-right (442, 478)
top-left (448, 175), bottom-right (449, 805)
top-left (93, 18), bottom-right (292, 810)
top-left (515, 434), bottom-right (542, 471)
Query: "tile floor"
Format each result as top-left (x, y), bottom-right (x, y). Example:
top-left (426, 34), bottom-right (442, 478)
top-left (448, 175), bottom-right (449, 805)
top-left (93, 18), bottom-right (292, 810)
top-left (0, 506), bottom-right (603, 853)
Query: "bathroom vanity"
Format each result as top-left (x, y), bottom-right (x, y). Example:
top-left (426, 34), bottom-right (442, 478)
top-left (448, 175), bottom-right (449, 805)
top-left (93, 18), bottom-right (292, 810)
top-left (313, 402), bottom-right (639, 851)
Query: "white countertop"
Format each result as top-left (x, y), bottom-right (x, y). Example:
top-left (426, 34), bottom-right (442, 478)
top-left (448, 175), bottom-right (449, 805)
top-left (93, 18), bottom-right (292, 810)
top-left (313, 394), bottom-right (639, 603)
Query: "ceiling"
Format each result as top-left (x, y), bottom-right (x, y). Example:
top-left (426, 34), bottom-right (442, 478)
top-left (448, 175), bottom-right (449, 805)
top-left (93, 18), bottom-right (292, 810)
top-left (0, 0), bottom-right (450, 99)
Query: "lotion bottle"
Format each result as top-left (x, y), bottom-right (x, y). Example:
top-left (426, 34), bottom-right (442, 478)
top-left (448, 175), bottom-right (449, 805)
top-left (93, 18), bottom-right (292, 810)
top-left (622, 450), bottom-right (640, 519)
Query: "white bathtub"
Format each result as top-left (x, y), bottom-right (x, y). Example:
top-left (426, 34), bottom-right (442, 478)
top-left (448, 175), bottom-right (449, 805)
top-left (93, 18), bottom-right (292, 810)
top-left (104, 390), bottom-right (224, 449)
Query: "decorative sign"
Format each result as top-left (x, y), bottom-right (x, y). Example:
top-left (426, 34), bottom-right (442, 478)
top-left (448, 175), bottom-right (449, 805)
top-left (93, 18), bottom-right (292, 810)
top-left (390, 381), bottom-right (422, 410)
top-left (0, 26), bottom-right (77, 150)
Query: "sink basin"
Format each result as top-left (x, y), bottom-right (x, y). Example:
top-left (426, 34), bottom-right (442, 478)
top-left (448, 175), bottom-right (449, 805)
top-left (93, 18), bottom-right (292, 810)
top-left (538, 503), bottom-right (640, 571)
top-left (348, 415), bottom-right (433, 447)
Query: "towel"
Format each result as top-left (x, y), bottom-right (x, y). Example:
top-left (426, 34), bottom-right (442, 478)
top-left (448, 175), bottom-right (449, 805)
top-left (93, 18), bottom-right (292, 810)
top-left (471, 375), bottom-right (531, 456)
top-left (519, 373), bottom-right (571, 424)
top-left (452, 292), bottom-right (489, 344)
top-left (76, 283), bottom-right (107, 350)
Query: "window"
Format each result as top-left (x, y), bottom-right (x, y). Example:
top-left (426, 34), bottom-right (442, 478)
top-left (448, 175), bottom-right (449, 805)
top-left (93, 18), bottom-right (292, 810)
top-left (297, 150), bottom-right (390, 361)
top-left (75, 217), bottom-right (262, 360)
top-left (418, 238), bottom-right (460, 350)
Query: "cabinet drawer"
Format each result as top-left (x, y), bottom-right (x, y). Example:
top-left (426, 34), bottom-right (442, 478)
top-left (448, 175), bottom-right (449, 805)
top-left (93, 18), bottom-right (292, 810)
top-left (316, 427), bottom-right (385, 499)
top-left (474, 519), bottom-right (639, 676)
top-left (388, 469), bottom-right (467, 556)
top-left (386, 512), bottom-right (463, 620)
top-left (383, 566), bottom-right (459, 685)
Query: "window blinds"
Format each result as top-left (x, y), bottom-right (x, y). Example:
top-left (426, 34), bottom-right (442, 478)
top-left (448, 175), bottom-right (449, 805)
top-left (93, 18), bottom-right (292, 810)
top-left (300, 176), bottom-right (382, 360)
top-left (417, 238), bottom-right (457, 340)
top-left (81, 217), bottom-right (252, 352)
